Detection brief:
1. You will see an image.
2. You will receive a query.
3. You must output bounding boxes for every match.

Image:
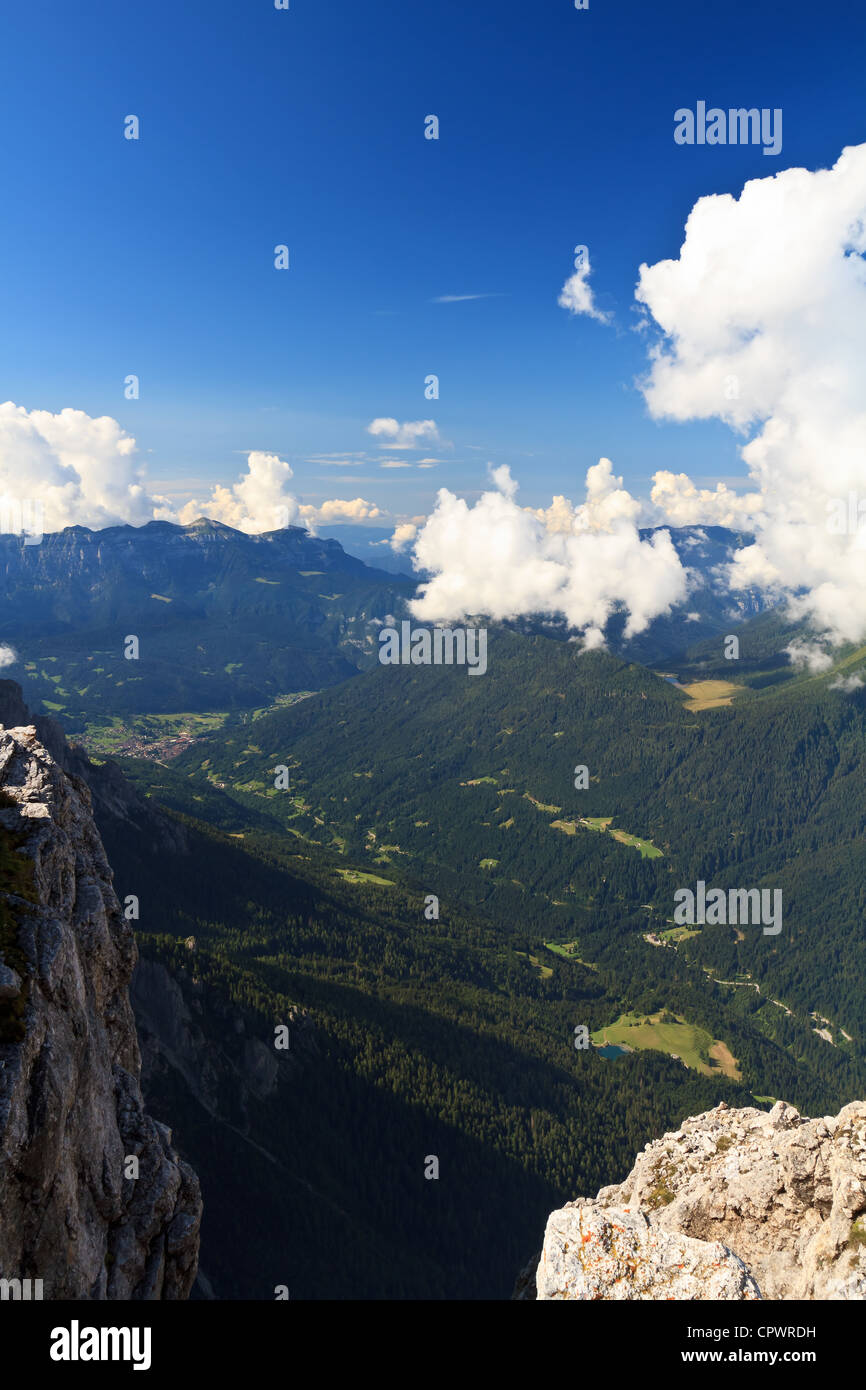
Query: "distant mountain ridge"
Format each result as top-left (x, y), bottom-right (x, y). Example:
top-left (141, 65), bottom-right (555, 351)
top-left (316, 524), bottom-right (418, 577)
top-left (0, 516), bottom-right (404, 630)
top-left (0, 519), bottom-right (778, 721)
top-left (0, 518), bottom-right (415, 720)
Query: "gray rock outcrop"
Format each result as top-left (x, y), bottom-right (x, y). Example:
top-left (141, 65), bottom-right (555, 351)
top-left (0, 680), bottom-right (189, 858)
top-left (132, 954), bottom-right (314, 1121)
top-left (537, 1205), bottom-right (762, 1301)
top-left (522, 1099), bottom-right (866, 1300)
top-left (0, 720), bottom-right (202, 1299)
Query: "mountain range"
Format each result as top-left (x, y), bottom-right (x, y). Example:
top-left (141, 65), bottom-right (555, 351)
top-left (0, 518), bottom-right (775, 731)
top-left (0, 519), bottom-right (413, 725)
top-left (2, 518), bottom-right (864, 1299)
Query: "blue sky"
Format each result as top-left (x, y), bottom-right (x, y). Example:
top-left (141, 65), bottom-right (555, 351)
top-left (0, 0), bottom-right (863, 524)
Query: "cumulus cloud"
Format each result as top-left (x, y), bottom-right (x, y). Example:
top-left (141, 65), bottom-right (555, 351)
top-left (311, 497), bottom-right (382, 523)
top-left (649, 472), bottom-right (765, 529)
top-left (0, 408), bottom-right (388, 539)
top-left (785, 641), bottom-right (834, 673)
top-left (0, 644), bottom-right (18, 669)
top-left (637, 142), bottom-right (866, 646)
top-left (389, 522), bottom-right (419, 553)
top-left (528, 459), bottom-right (643, 534)
top-left (0, 401), bottom-right (171, 533)
top-left (558, 251), bottom-right (611, 325)
top-left (830, 672), bottom-right (864, 692)
top-left (0, 411), bottom-right (378, 539)
top-left (178, 452), bottom-right (302, 533)
top-left (180, 452), bottom-right (382, 532)
top-left (407, 461), bottom-right (688, 643)
top-left (366, 418), bottom-right (440, 449)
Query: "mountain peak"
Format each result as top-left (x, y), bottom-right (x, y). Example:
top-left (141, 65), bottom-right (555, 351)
top-left (181, 516), bottom-right (242, 535)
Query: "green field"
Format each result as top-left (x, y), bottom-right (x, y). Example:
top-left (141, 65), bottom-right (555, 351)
top-left (609, 829), bottom-right (663, 859)
top-left (524, 792), bottom-right (562, 813)
top-left (336, 868), bottom-right (395, 888)
top-left (544, 940), bottom-right (598, 970)
top-left (544, 939), bottom-right (580, 959)
top-left (516, 951), bottom-right (554, 980)
top-left (592, 1010), bottom-right (741, 1079)
top-left (78, 710), bottom-right (233, 755)
top-left (661, 925), bottom-right (701, 943)
top-left (561, 815), bottom-right (663, 858)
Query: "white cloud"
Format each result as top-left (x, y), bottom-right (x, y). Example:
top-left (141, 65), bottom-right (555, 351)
top-left (0, 412), bottom-right (386, 538)
top-left (785, 641), bottom-right (834, 673)
top-left (527, 458), bottom-right (643, 534)
top-left (830, 672), bottom-right (864, 692)
top-left (407, 461), bottom-right (688, 642)
top-left (179, 452), bottom-right (382, 533)
top-left (637, 142), bottom-right (866, 647)
top-left (389, 522), bottom-right (419, 553)
top-left (558, 252), bottom-right (611, 325)
top-left (308, 497), bottom-right (382, 523)
top-left (0, 644), bottom-right (18, 669)
top-left (179, 452), bottom-right (300, 533)
top-left (0, 401), bottom-right (171, 532)
top-left (432, 294), bottom-right (501, 303)
top-left (649, 472), bottom-right (765, 529)
top-left (366, 418), bottom-right (440, 448)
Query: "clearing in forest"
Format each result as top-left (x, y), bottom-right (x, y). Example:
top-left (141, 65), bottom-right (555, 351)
top-left (544, 940), bottom-right (598, 970)
top-left (336, 868), bottom-right (395, 887)
top-left (609, 828), bottom-right (663, 858)
top-left (551, 815), bottom-right (662, 858)
top-left (679, 680), bottom-right (745, 711)
top-left (516, 951), bottom-right (554, 979)
top-left (591, 1010), bottom-right (741, 1079)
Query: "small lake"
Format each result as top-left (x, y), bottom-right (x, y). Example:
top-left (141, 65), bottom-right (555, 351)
top-left (596, 1043), bottom-right (630, 1059)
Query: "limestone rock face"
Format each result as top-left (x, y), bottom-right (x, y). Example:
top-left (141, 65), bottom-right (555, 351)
top-left (132, 956), bottom-right (315, 1120)
top-left (523, 1100), bottom-right (866, 1300)
top-left (537, 1206), bottom-right (762, 1301)
top-left (0, 722), bottom-right (202, 1299)
top-left (0, 680), bottom-right (190, 858)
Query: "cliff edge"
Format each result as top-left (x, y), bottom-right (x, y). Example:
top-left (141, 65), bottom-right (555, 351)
top-left (0, 716), bottom-right (201, 1299)
top-left (517, 1099), bottom-right (866, 1300)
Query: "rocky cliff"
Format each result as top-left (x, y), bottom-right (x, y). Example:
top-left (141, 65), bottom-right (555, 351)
top-left (0, 711), bottom-right (202, 1299)
top-left (518, 1099), bottom-right (866, 1300)
top-left (0, 679), bottom-right (189, 859)
top-left (133, 955), bottom-right (314, 1128)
